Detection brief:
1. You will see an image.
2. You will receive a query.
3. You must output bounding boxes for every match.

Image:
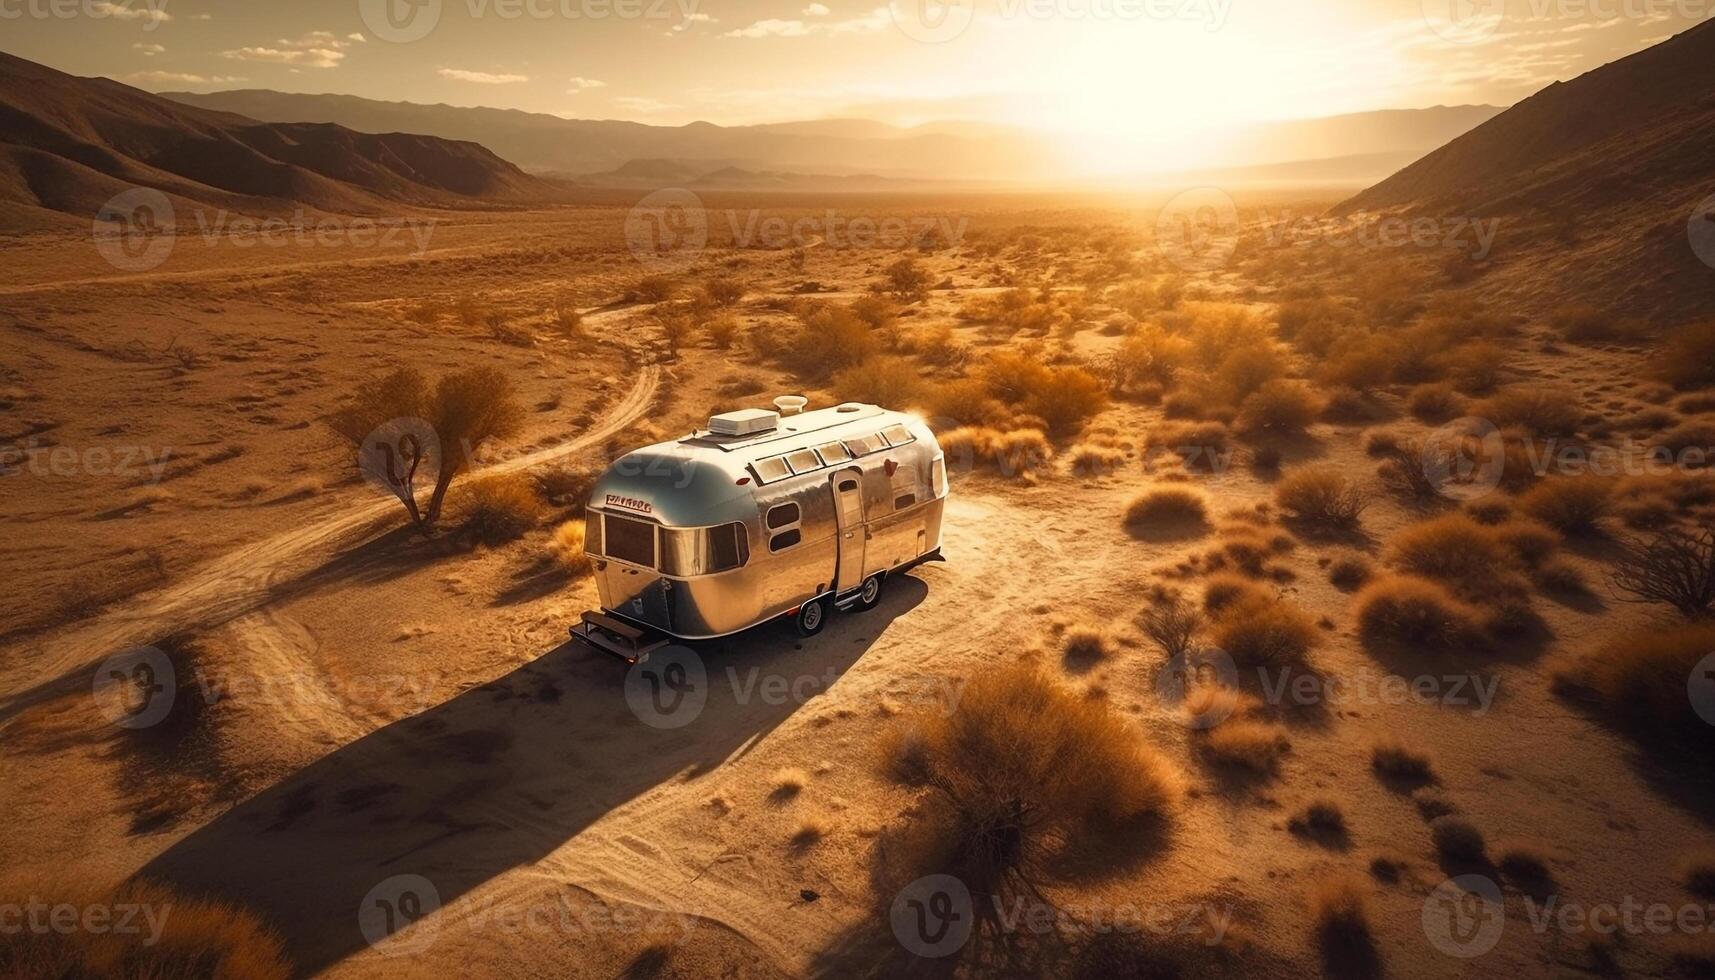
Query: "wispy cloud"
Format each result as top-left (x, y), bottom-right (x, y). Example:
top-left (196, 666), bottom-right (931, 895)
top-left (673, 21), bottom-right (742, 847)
top-left (723, 6), bottom-right (889, 37)
top-left (126, 70), bottom-right (245, 85)
top-left (567, 76), bottom-right (607, 91)
top-left (91, 1), bottom-right (169, 23)
top-left (614, 96), bottom-right (680, 113)
top-left (668, 10), bottom-right (717, 33)
top-left (132, 43), bottom-right (165, 56)
top-left (439, 67), bottom-right (530, 83)
top-left (220, 31), bottom-right (357, 69)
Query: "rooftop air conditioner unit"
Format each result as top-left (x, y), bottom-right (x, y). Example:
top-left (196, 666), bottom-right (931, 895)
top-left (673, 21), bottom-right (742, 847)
top-left (708, 408), bottom-right (780, 436)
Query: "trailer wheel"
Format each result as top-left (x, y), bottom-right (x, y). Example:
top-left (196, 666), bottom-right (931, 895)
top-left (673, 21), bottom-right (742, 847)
top-left (853, 574), bottom-right (884, 612)
top-left (796, 597), bottom-right (828, 636)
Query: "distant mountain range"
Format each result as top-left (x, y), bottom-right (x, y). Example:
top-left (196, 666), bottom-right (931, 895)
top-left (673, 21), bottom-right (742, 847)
top-left (1340, 19), bottom-right (1715, 320)
top-left (159, 88), bottom-right (1502, 188)
top-left (0, 50), bottom-right (565, 229)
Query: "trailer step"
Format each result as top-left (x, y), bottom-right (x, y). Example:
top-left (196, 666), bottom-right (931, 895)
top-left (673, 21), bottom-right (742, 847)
top-left (571, 611), bottom-right (670, 665)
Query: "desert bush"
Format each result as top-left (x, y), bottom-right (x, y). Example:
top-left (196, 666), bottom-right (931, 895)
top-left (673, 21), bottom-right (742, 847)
top-left (1276, 297), bottom-right (1352, 355)
top-left (1238, 379), bottom-right (1322, 434)
top-left (1551, 305), bottom-right (1616, 342)
top-left (629, 275), bottom-right (676, 303)
top-left (1275, 466), bottom-right (1367, 528)
top-left (1611, 524), bottom-right (1715, 618)
top-left (1203, 572), bottom-right (1267, 614)
top-left (1684, 854), bottom-right (1715, 899)
top-left (1441, 341), bottom-right (1506, 394)
top-left (1479, 385), bottom-right (1583, 437)
top-left (1371, 739), bottom-right (1436, 785)
top-left (1498, 842), bottom-right (1554, 882)
top-left (1560, 623), bottom-right (1715, 764)
top-left (1354, 575), bottom-right (1485, 651)
top-left (701, 277), bottom-right (746, 308)
top-left (1654, 420), bottom-right (1715, 462)
top-left (938, 426), bottom-right (1053, 477)
top-left (1518, 478), bottom-right (1612, 534)
top-left (330, 366), bottom-right (524, 528)
top-left (1408, 382), bottom-right (1464, 422)
top-left (883, 257), bottom-right (931, 301)
top-left (1124, 487), bottom-right (1210, 529)
top-left (1210, 591), bottom-right (1318, 668)
top-left (1062, 626), bottom-right (1113, 664)
top-left (703, 312), bottom-right (740, 350)
top-left (1318, 334), bottom-right (1396, 392)
top-left (1388, 513), bottom-right (1525, 600)
top-left (1308, 873), bottom-right (1374, 948)
top-left (1654, 321), bottom-right (1715, 389)
top-left (1489, 518), bottom-right (1561, 568)
top-left (1430, 816), bottom-right (1487, 864)
top-left (831, 355), bottom-right (925, 407)
top-left (878, 662), bottom-right (1182, 940)
top-left (1109, 326), bottom-right (1192, 396)
top-left (1066, 442), bottom-right (1127, 477)
top-left (1321, 386), bottom-right (1377, 423)
top-left (1138, 590), bottom-right (1203, 661)
top-left (456, 473), bottom-right (545, 544)
top-left (0, 878), bottom-right (289, 980)
top-left (905, 322), bottom-right (970, 369)
top-left (787, 305), bottom-right (878, 377)
top-left (1290, 800), bottom-right (1348, 839)
top-left (1204, 720), bottom-right (1290, 772)
top-left (548, 520), bottom-right (592, 575)
top-left (1213, 345), bottom-right (1287, 402)
top-left (980, 351), bottom-right (1108, 435)
top-left (550, 295), bottom-right (584, 338)
top-left (1329, 555), bottom-right (1372, 591)
top-left (1146, 421), bottom-right (1231, 469)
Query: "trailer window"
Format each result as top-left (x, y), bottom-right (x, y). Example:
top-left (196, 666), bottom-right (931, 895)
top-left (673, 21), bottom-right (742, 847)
top-left (707, 522), bottom-right (749, 573)
top-left (844, 433), bottom-right (885, 456)
top-left (585, 509), bottom-right (604, 556)
top-left (881, 424), bottom-right (914, 447)
top-left (766, 502), bottom-right (801, 529)
top-left (785, 448), bottom-right (821, 474)
top-left (752, 456), bottom-right (791, 484)
top-left (769, 529), bottom-right (802, 552)
top-left (932, 457), bottom-right (947, 496)
top-left (604, 514), bottom-right (656, 568)
top-left (815, 441), bottom-right (852, 464)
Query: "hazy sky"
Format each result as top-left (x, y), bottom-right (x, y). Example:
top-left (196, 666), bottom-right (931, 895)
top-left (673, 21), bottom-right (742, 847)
top-left (3, 0), bottom-right (1705, 136)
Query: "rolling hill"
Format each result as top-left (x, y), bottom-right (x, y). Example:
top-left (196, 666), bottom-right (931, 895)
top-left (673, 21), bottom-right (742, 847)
top-left (0, 49), bottom-right (566, 229)
top-left (1338, 21), bottom-right (1715, 320)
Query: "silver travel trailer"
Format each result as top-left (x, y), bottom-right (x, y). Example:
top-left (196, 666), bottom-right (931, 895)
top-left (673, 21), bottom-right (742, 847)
top-left (572, 398), bottom-right (948, 662)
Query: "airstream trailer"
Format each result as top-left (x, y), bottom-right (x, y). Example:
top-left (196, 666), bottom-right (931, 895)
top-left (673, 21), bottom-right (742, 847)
top-left (572, 398), bottom-right (948, 662)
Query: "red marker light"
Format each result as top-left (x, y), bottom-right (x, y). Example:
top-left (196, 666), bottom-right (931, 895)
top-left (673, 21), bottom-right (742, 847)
top-left (737, 476), bottom-right (751, 486)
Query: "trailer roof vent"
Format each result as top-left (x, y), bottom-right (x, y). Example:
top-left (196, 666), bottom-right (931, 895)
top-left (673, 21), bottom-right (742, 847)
top-left (708, 408), bottom-right (780, 437)
top-left (774, 395), bottom-right (808, 416)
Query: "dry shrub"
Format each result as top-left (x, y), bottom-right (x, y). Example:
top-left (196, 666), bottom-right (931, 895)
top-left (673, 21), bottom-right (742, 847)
top-left (1307, 873), bottom-right (1376, 973)
top-left (1204, 720), bottom-right (1290, 772)
top-left (1329, 555), bottom-right (1372, 591)
top-left (788, 305), bottom-right (878, 377)
top-left (1183, 684), bottom-right (1262, 729)
top-left (1683, 853), bottom-right (1715, 899)
top-left (1062, 626), bottom-right (1113, 665)
top-left (1655, 321), bottom-right (1715, 389)
top-left (1498, 842), bottom-right (1554, 882)
top-left (878, 662), bottom-right (1182, 939)
top-left (1213, 345), bottom-right (1287, 402)
top-left (1518, 478), bottom-right (1612, 534)
top-left (1210, 591), bottom-right (1318, 668)
top-left (1408, 382), bottom-right (1464, 422)
top-left (1147, 421), bottom-right (1231, 469)
top-left (1110, 326), bottom-right (1191, 395)
top-left (1354, 575), bottom-right (1485, 652)
top-left (938, 426), bottom-right (1052, 478)
top-left (1479, 385), bottom-right (1582, 437)
top-left (1534, 557), bottom-right (1589, 595)
top-left (629, 275), bottom-right (676, 303)
top-left (0, 877), bottom-right (289, 980)
top-left (1237, 379), bottom-right (1322, 434)
top-left (1560, 623), bottom-right (1715, 765)
top-left (1275, 466), bottom-right (1367, 528)
top-left (703, 312), bottom-right (741, 349)
top-left (771, 767), bottom-right (808, 799)
top-left (1612, 524), bottom-right (1715, 618)
top-left (1138, 590), bottom-right (1204, 660)
top-left (1551, 305), bottom-right (1619, 342)
top-left (1067, 442), bottom-right (1127, 477)
top-left (1655, 420), bottom-right (1715, 461)
top-left (1490, 518), bottom-right (1561, 568)
top-left (1388, 513), bottom-right (1527, 601)
top-left (456, 473), bottom-right (546, 544)
top-left (1321, 386), bottom-right (1378, 424)
top-left (1430, 816), bottom-right (1487, 864)
top-left (980, 351), bottom-right (1109, 435)
top-left (549, 521), bottom-right (591, 575)
top-left (1203, 573), bottom-right (1268, 614)
top-left (1371, 739), bottom-right (1436, 785)
top-left (831, 355), bottom-right (924, 407)
top-left (1290, 800), bottom-right (1348, 838)
top-left (701, 277), bottom-right (746, 308)
top-left (1442, 340), bottom-right (1506, 394)
top-left (1124, 487), bottom-right (1210, 529)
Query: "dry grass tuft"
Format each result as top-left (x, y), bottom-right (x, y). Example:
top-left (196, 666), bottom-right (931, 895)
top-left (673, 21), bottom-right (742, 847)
top-left (456, 473), bottom-right (546, 545)
top-left (549, 521), bottom-right (591, 575)
top-left (1237, 379), bottom-right (1323, 434)
top-left (0, 877), bottom-right (289, 980)
top-left (1559, 623), bottom-right (1715, 765)
top-left (1307, 873), bottom-right (1377, 975)
top-left (1371, 739), bottom-right (1436, 787)
top-left (1518, 478), bottom-right (1612, 535)
top-left (1497, 841), bottom-right (1554, 882)
top-left (1354, 575), bottom-right (1486, 653)
top-left (1328, 555), bottom-right (1372, 591)
top-left (938, 426), bottom-right (1053, 478)
top-left (1275, 466), bottom-right (1368, 528)
top-left (1125, 487), bottom-right (1210, 531)
top-left (1210, 591), bottom-right (1319, 668)
top-left (1430, 816), bottom-right (1487, 865)
top-left (1479, 384), bottom-right (1583, 437)
top-left (1062, 626), bottom-right (1114, 665)
top-left (770, 767), bottom-right (809, 801)
top-left (1655, 321), bottom-right (1715, 390)
top-left (1204, 720), bottom-right (1291, 773)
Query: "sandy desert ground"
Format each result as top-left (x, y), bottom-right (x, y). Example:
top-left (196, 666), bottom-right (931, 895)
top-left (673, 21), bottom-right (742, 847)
top-left (4, 191), bottom-right (1715, 980)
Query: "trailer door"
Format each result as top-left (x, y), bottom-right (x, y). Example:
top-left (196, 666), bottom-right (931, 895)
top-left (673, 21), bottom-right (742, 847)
top-left (831, 468), bottom-right (866, 594)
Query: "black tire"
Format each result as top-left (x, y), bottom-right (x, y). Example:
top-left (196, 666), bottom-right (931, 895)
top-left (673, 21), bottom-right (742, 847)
top-left (796, 596), bottom-right (829, 636)
top-left (853, 574), bottom-right (884, 612)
